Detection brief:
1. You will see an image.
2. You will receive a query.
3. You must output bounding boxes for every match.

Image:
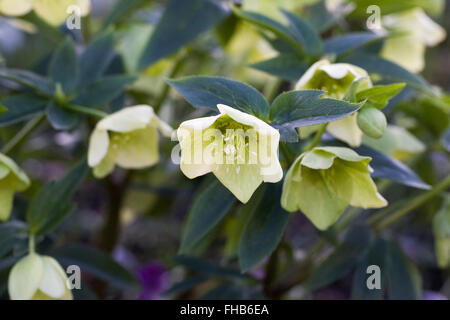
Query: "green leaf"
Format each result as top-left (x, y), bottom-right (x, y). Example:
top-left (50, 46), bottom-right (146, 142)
top-left (341, 54), bottom-right (430, 91)
top-left (351, 238), bottom-right (388, 300)
top-left (180, 179), bottom-right (236, 253)
top-left (442, 128), bottom-right (450, 152)
top-left (26, 160), bottom-right (89, 235)
top-left (73, 75), bottom-right (136, 108)
top-left (305, 1), bottom-right (340, 33)
top-left (355, 145), bottom-right (430, 190)
top-left (305, 226), bottom-right (372, 290)
top-left (167, 76), bottom-right (270, 119)
top-left (163, 275), bottom-right (208, 296)
top-left (77, 33), bottom-right (115, 88)
top-left (45, 102), bottom-right (80, 131)
top-left (270, 90), bottom-right (362, 142)
top-left (138, 0), bottom-right (229, 69)
top-left (0, 69), bottom-right (54, 96)
top-left (281, 10), bottom-right (322, 58)
top-left (356, 83), bottom-right (406, 109)
top-left (102, 0), bottom-right (149, 28)
top-left (385, 242), bottom-right (422, 300)
top-left (233, 8), bottom-right (303, 56)
top-left (0, 221), bottom-right (26, 259)
top-left (51, 244), bottom-right (138, 289)
top-left (48, 37), bottom-right (78, 93)
top-left (250, 54), bottom-right (309, 81)
top-left (239, 184), bottom-right (290, 272)
top-left (324, 32), bottom-right (385, 56)
top-left (0, 94), bottom-right (47, 126)
top-left (433, 195), bottom-right (450, 268)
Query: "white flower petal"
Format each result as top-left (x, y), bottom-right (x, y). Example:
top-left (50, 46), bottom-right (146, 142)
top-left (0, 0), bottom-right (32, 16)
top-left (295, 59), bottom-right (330, 89)
top-left (97, 105), bottom-right (154, 133)
top-left (8, 253), bottom-right (44, 300)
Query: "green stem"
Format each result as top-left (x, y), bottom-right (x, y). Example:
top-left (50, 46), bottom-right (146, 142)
top-left (375, 175), bottom-right (450, 231)
top-left (280, 142), bottom-right (295, 165)
top-left (28, 234), bottom-right (35, 254)
top-left (63, 104), bottom-right (108, 119)
top-left (1, 113), bottom-right (45, 154)
top-left (304, 123), bottom-right (328, 152)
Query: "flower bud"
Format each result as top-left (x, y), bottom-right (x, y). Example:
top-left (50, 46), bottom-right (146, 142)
top-left (8, 253), bottom-right (72, 300)
top-left (357, 107), bottom-right (387, 139)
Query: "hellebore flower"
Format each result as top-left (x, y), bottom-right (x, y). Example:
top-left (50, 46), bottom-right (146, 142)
top-left (8, 253), bottom-right (72, 300)
top-left (295, 59), bottom-right (373, 147)
top-left (281, 147), bottom-right (387, 230)
top-left (381, 8), bottom-right (446, 73)
top-left (0, 153), bottom-right (30, 221)
top-left (177, 104), bottom-right (282, 203)
top-left (0, 0), bottom-right (90, 26)
top-left (88, 105), bottom-right (173, 179)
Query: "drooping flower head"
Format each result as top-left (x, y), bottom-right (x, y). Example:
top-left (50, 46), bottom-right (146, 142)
top-left (0, 0), bottom-right (91, 26)
top-left (88, 105), bottom-right (173, 179)
top-left (0, 153), bottom-right (30, 221)
top-left (8, 253), bottom-right (72, 300)
top-left (296, 59), bottom-right (373, 147)
top-left (281, 146), bottom-right (387, 230)
top-left (381, 8), bottom-right (446, 73)
top-left (177, 104), bottom-right (282, 203)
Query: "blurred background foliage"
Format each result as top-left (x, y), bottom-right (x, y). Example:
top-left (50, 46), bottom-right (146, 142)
top-left (0, 0), bottom-right (449, 300)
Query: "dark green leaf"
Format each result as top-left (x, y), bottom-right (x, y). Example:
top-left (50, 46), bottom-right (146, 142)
top-left (73, 75), bottom-right (136, 108)
top-left (355, 145), bottom-right (430, 190)
top-left (163, 275), bottom-right (208, 296)
top-left (324, 32), bottom-right (385, 56)
top-left (46, 102), bottom-right (80, 130)
top-left (341, 54), bottom-right (430, 91)
top-left (351, 238), bottom-right (388, 300)
top-left (385, 242), bottom-right (422, 300)
top-left (270, 90), bottom-right (362, 142)
top-left (139, 0), bottom-right (229, 69)
top-left (77, 33), bottom-right (115, 88)
top-left (250, 54), bottom-right (308, 81)
top-left (168, 76), bottom-right (270, 119)
top-left (356, 83), bottom-right (406, 109)
top-left (51, 244), bottom-right (138, 289)
top-left (174, 255), bottom-right (250, 281)
top-left (0, 94), bottom-right (47, 126)
top-left (239, 184), bottom-right (290, 272)
top-left (281, 10), bottom-right (322, 58)
top-left (180, 180), bottom-right (236, 253)
top-left (26, 160), bottom-right (89, 235)
top-left (48, 37), bottom-right (78, 93)
top-left (102, 0), bottom-right (149, 28)
top-left (305, 226), bottom-right (372, 290)
top-left (233, 8), bottom-right (303, 55)
top-left (432, 195), bottom-right (450, 268)
top-left (442, 128), bottom-right (450, 152)
top-left (0, 68), bottom-right (54, 96)
top-left (305, 1), bottom-right (339, 33)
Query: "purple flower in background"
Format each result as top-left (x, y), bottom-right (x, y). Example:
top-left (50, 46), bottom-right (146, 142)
top-left (137, 262), bottom-right (168, 300)
top-left (423, 291), bottom-right (448, 300)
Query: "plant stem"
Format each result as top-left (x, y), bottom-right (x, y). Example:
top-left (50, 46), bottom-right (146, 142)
top-left (154, 55), bottom-right (186, 112)
top-left (374, 175), bottom-right (450, 231)
top-left (63, 104), bottom-right (108, 119)
top-left (28, 234), bottom-right (35, 254)
top-left (1, 113), bottom-right (45, 154)
top-left (304, 123), bottom-right (328, 152)
top-left (279, 142), bottom-right (295, 165)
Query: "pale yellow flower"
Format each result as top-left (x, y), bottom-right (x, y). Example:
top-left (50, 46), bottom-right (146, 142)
top-left (177, 104), bottom-right (282, 203)
top-left (0, 0), bottom-right (91, 26)
top-left (381, 8), bottom-right (446, 73)
top-left (88, 105), bottom-right (173, 179)
top-left (296, 59), bottom-right (372, 146)
top-left (0, 153), bottom-right (30, 221)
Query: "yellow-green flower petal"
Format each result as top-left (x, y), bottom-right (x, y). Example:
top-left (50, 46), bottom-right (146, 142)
top-left (87, 128), bottom-right (109, 167)
top-left (33, 0), bottom-right (74, 26)
top-left (8, 253), bottom-right (44, 300)
top-left (97, 105), bottom-right (154, 133)
top-left (0, 177), bottom-right (15, 221)
top-left (281, 156), bottom-right (348, 230)
top-left (0, 0), bottom-right (32, 16)
top-left (38, 256), bottom-right (66, 299)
